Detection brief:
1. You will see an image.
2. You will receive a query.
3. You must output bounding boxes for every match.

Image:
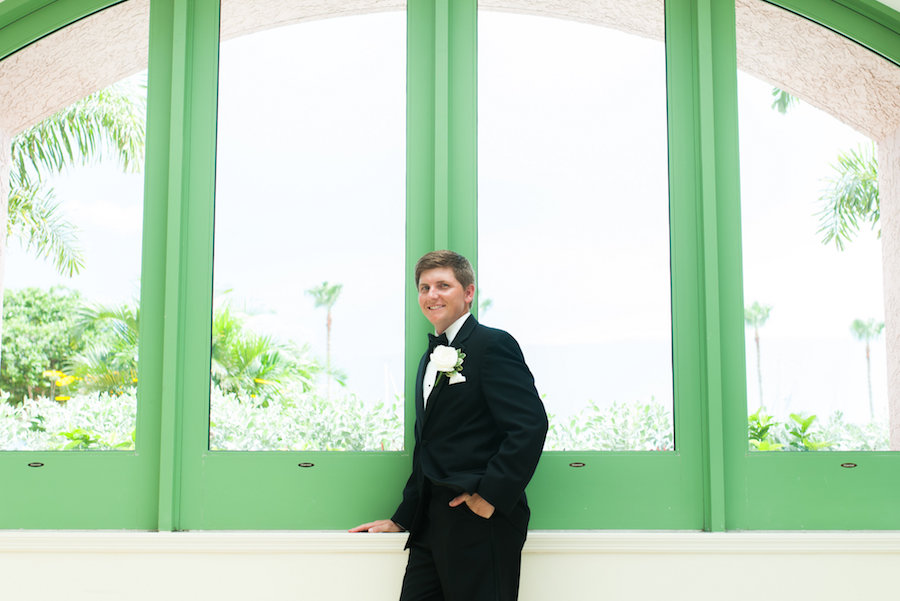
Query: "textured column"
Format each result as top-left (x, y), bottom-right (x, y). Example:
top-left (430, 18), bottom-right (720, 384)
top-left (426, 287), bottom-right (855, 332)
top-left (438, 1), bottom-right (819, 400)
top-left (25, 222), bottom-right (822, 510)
top-left (0, 129), bottom-right (11, 368)
top-left (878, 128), bottom-right (900, 450)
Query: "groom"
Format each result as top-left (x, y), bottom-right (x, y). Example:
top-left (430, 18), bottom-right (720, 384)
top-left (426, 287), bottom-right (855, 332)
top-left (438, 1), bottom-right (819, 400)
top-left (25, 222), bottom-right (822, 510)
top-left (351, 250), bottom-right (548, 601)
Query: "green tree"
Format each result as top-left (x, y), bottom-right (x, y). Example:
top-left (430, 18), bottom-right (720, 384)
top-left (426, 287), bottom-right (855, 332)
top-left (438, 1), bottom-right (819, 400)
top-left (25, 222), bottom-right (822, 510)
top-left (7, 77), bottom-right (146, 277)
top-left (744, 301), bottom-right (773, 410)
top-left (306, 281), bottom-right (342, 398)
top-left (816, 143), bottom-right (879, 251)
top-left (2, 77), bottom-right (146, 369)
top-left (850, 318), bottom-right (885, 421)
top-left (210, 302), bottom-right (318, 406)
top-left (67, 301), bottom-right (140, 395)
top-left (0, 287), bottom-right (86, 403)
top-left (771, 87), bottom-right (798, 114)
top-left (477, 289), bottom-right (493, 316)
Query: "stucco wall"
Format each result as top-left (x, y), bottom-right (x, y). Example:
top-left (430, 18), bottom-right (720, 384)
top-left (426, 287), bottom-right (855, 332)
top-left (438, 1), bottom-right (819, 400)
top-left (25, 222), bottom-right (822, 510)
top-left (0, 0), bottom-right (150, 136)
top-left (880, 127), bottom-right (900, 448)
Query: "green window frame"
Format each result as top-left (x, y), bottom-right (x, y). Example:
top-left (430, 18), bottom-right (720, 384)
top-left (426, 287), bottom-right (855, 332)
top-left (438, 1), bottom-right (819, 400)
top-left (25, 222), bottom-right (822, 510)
top-left (0, 0), bottom-right (898, 531)
top-left (0, 0), bottom-right (160, 529)
top-left (722, 0), bottom-right (900, 529)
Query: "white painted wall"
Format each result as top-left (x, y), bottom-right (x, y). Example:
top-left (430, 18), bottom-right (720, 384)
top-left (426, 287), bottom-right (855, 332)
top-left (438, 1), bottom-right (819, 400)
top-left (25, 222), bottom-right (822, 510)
top-left (2, 531), bottom-right (899, 601)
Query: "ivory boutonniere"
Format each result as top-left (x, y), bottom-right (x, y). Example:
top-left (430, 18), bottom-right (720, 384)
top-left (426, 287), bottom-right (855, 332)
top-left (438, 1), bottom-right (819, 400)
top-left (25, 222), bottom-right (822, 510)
top-left (431, 345), bottom-right (466, 384)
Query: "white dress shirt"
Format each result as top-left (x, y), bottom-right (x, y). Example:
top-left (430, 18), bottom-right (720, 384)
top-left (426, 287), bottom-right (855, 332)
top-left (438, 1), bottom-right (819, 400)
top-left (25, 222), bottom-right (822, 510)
top-left (423, 312), bottom-right (470, 405)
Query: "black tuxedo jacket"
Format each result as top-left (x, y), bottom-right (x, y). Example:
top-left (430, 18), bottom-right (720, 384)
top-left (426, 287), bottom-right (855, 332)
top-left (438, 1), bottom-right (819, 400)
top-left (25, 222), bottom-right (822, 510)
top-left (391, 314), bottom-right (548, 533)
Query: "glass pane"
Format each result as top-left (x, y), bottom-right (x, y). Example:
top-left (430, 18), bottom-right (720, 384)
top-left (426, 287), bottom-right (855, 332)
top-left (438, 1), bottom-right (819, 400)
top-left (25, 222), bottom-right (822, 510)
top-left (0, 2), bottom-right (148, 451)
top-left (478, 9), bottom-right (673, 451)
top-left (736, 0), bottom-right (900, 451)
top-left (210, 9), bottom-right (406, 451)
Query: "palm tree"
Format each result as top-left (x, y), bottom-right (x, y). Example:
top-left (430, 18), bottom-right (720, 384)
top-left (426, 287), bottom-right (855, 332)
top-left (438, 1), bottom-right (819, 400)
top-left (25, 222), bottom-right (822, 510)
top-left (2, 76), bottom-right (146, 366)
top-left (210, 302), bottom-right (317, 405)
top-left (816, 143), bottom-right (879, 251)
top-left (67, 301), bottom-right (140, 394)
top-left (850, 318), bottom-right (885, 421)
top-left (306, 281), bottom-right (342, 398)
top-left (477, 289), bottom-right (493, 317)
top-left (7, 77), bottom-right (146, 276)
top-left (744, 301), bottom-right (773, 410)
top-left (771, 87), bottom-right (798, 114)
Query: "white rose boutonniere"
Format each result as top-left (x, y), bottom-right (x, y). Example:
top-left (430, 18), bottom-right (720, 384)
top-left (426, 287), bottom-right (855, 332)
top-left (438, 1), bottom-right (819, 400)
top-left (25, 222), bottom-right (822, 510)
top-left (431, 345), bottom-right (466, 385)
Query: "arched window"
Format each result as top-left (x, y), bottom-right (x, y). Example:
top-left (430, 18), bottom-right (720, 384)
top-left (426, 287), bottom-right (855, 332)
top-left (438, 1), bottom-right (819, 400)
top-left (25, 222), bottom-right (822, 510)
top-left (1, 0), bottom-right (898, 530)
top-left (0, 0), bottom-right (155, 528)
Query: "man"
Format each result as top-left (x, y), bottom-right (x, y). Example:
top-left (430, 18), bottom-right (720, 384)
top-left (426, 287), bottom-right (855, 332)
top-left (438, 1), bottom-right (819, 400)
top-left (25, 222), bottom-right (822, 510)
top-left (351, 250), bottom-right (548, 601)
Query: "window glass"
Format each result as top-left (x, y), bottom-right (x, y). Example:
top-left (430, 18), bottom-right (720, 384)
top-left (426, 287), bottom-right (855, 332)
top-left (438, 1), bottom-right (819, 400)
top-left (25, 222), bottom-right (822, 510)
top-left (736, 0), bottom-right (900, 451)
top-left (478, 9), bottom-right (673, 451)
top-left (0, 2), bottom-right (148, 451)
top-left (210, 10), bottom-right (406, 451)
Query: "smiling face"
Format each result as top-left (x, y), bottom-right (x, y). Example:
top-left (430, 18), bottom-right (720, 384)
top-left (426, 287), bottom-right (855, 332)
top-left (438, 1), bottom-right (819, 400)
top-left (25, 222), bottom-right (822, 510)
top-left (417, 267), bottom-right (475, 334)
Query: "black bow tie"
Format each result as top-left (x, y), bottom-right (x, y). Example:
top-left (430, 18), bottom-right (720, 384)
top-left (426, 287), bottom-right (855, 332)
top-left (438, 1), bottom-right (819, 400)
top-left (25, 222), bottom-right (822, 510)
top-left (427, 332), bottom-right (449, 353)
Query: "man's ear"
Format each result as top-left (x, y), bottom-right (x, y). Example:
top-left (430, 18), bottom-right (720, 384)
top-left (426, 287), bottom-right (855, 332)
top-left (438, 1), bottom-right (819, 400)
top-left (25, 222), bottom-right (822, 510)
top-left (465, 284), bottom-right (476, 306)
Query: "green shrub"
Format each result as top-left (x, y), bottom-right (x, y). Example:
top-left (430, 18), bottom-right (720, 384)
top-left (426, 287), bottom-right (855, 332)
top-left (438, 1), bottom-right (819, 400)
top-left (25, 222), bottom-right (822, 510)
top-left (209, 385), bottom-right (403, 451)
top-left (0, 391), bottom-right (136, 450)
top-left (748, 409), bottom-right (888, 451)
top-left (1, 287), bottom-right (87, 403)
top-left (545, 399), bottom-right (674, 451)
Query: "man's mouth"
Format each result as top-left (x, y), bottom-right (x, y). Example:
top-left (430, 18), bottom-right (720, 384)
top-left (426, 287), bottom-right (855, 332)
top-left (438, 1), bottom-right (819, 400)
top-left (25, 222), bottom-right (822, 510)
top-left (428, 304), bottom-right (445, 310)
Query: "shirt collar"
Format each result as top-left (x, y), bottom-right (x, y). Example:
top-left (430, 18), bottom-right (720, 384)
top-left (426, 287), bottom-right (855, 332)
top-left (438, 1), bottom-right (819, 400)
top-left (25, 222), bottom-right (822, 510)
top-left (440, 312), bottom-right (471, 345)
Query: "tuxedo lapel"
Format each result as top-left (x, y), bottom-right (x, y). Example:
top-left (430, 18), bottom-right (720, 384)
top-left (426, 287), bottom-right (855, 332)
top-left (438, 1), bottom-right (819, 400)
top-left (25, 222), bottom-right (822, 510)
top-left (452, 314), bottom-right (477, 347)
top-left (414, 352), bottom-right (428, 436)
top-left (422, 315), bottom-right (477, 424)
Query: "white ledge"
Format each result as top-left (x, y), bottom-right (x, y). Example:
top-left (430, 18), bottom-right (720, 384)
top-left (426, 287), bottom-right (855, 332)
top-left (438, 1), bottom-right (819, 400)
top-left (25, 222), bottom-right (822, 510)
top-left (2, 530), bottom-right (900, 554)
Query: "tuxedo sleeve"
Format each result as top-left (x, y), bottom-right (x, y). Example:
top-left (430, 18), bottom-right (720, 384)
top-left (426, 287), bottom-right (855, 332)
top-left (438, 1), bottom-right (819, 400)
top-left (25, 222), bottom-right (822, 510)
top-left (476, 331), bottom-right (548, 515)
top-left (390, 448), bottom-right (421, 530)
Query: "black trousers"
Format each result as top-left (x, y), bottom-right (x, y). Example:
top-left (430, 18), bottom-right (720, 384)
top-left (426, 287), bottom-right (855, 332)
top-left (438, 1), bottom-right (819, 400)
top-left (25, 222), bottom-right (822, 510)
top-left (399, 481), bottom-right (529, 601)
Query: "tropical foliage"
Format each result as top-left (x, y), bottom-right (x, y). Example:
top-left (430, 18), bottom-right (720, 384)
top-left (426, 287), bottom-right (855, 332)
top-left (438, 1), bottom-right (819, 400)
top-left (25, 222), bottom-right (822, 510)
top-left (68, 301), bottom-right (141, 395)
top-left (545, 399), bottom-right (674, 451)
top-left (0, 386), bottom-right (404, 452)
top-left (770, 87), bottom-right (799, 115)
top-left (816, 143), bottom-right (879, 251)
top-left (0, 391), bottom-right (136, 450)
top-left (1, 287), bottom-right (89, 403)
top-left (210, 301), bottom-right (319, 406)
top-left (8, 76), bottom-right (146, 277)
top-left (2, 290), bottom-right (144, 402)
top-left (210, 386), bottom-right (403, 451)
top-left (749, 408), bottom-right (888, 452)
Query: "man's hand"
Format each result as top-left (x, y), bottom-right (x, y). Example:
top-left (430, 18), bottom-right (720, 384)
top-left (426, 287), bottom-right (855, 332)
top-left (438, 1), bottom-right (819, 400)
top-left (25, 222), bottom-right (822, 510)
top-left (449, 492), bottom-right (495, 519)
top-left (349, 519), bottom-right (404, 533)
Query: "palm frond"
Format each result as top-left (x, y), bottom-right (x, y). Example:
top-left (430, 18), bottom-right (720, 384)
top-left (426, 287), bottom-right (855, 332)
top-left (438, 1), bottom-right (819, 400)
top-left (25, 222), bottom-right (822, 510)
top-left (7, 181), bottom-right (85, 276)
top-left (771, 87), bottom-right (799, 114)
top-left (71, 302), bottom-right (139, 346)
top-left (66, 341), bottom-right (137, 394)
top-left (10, 76), bottom-right (146, 180)
top-left (816, 144), bottom-right (879, 250)
top-left (6, 75), bottom-right (147, 276)
top-left (306, 281), bottom-right (343, 309)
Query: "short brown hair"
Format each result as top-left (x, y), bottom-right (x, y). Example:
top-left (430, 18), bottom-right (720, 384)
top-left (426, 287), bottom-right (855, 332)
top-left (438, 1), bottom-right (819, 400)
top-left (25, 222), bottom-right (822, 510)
top-left (415, 250), bottom-right (475, 289)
